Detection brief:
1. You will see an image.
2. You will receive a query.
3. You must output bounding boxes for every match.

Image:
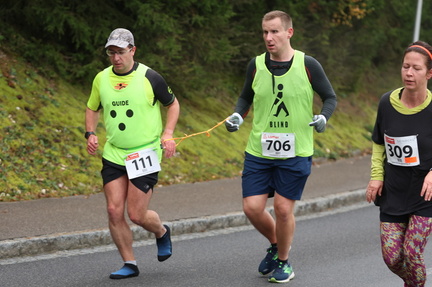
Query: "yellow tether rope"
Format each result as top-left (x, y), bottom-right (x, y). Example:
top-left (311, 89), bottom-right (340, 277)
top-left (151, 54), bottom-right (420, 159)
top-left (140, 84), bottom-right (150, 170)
top-left (163, 117), bottom-right (229, 146)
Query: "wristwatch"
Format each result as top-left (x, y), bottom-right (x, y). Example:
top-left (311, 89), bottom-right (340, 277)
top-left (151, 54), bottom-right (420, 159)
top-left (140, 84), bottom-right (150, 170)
top-left (84, 131), bottom-right (96, 139)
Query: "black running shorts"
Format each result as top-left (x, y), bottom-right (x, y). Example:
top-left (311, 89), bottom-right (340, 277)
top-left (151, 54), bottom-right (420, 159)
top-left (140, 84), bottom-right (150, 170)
top-left (101, 158), bottom-right (158, 193)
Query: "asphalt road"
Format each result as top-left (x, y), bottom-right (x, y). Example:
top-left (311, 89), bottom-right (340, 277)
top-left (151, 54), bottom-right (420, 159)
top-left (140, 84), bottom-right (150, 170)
top-left (3, 204), bottom-right (432, 287)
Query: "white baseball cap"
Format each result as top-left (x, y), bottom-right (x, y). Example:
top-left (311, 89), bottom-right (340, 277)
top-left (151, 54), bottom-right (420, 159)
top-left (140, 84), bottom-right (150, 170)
top-left (105, 28), bottom-right (134, 48)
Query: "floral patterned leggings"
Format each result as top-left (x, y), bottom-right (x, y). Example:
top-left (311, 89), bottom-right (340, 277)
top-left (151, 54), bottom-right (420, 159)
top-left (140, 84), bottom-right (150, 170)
top-left (381, 215), bottom-right (432, 287)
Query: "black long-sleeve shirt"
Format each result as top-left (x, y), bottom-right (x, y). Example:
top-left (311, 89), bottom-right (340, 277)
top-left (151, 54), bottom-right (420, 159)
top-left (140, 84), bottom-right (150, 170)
top-left (234, 53), bottom-right (337, 121)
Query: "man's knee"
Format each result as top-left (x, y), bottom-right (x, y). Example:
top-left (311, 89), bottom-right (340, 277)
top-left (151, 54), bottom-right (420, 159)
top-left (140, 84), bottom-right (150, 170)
top-left (243, 196), bottom-right (267, 217)
top-left (107, 203), bottom-right (126, 223)
top-left (274, 196), bottom-right (295, 219)
top-left (128, 208), bottom-right (148, 225)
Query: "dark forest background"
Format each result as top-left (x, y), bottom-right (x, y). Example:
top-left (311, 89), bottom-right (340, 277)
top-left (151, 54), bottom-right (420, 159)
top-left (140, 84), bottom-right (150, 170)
top-left (1, 0), bottom-right (431, 200)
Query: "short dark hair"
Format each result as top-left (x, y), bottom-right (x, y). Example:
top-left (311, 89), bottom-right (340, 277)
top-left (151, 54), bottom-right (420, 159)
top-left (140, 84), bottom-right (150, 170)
top-left (262, 10), bottom-right (292, 29)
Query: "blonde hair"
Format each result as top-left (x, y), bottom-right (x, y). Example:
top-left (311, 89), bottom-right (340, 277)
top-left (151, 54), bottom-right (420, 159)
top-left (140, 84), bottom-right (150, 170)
top-left (263, 10), bottom-right (292, 29)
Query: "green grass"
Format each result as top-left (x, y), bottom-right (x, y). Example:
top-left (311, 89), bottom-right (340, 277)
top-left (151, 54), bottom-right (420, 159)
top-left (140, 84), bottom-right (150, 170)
top-left (0, 51), bottom-right (395, 202)
top-left (0, 57), bottom-right (102, 200)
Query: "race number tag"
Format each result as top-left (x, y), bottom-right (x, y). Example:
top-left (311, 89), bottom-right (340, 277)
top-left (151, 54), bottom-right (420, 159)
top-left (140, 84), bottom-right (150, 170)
top-left (384, 134), bottom-right (419, 167)
top-left (124, 148), bottom-right (161, 179)
top-left (261, 132), bottom-right (295, 158)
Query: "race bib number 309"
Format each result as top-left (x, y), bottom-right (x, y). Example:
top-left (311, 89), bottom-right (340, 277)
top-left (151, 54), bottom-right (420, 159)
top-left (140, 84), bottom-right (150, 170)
top-left (125, 148), bottom-right (161, 179)
top-left (384, 134), bottom-right (419, 167)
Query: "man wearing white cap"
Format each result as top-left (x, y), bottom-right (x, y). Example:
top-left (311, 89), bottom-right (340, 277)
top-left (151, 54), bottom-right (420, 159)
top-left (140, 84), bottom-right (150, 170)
top-left (85, 28), bottom-right (180, 279)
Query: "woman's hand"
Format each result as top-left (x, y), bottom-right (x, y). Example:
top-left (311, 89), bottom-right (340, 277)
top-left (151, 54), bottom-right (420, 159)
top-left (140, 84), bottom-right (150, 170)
top-left (366, 180), bottom-right (383, 203)
top-left (421, 171), bottom-right (432, 201)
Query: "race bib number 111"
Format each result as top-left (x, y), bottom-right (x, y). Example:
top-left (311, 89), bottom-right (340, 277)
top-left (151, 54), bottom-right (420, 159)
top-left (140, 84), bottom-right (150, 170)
top-left (125, 148), bottom-right (161, 179)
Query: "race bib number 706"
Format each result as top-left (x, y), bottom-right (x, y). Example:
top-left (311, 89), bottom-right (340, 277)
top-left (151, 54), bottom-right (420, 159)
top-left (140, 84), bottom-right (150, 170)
top-left (261, 132), bottom-right (295, 158)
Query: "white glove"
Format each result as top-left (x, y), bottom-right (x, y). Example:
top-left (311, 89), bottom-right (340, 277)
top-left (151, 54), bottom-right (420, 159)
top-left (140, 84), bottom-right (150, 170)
top-left (225, 112), bottom-right (244, 132)
top-left (309, 114), bottom-right (327, 133)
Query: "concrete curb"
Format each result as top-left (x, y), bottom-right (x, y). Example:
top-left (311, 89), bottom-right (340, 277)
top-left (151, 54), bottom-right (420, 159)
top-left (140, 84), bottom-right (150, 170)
top-left (0, 189), bottom-right (366, 260)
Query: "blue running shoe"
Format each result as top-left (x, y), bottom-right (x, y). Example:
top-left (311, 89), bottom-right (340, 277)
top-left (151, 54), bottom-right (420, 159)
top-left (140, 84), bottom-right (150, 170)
top-left (258, 246), bottom-right (278, 275)
top-left (156, 224), bottom-right (172, 262)
top-left (109, 263), bottom-right (139, 279)
top-left (268, 260), bottom-right (295, 283)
